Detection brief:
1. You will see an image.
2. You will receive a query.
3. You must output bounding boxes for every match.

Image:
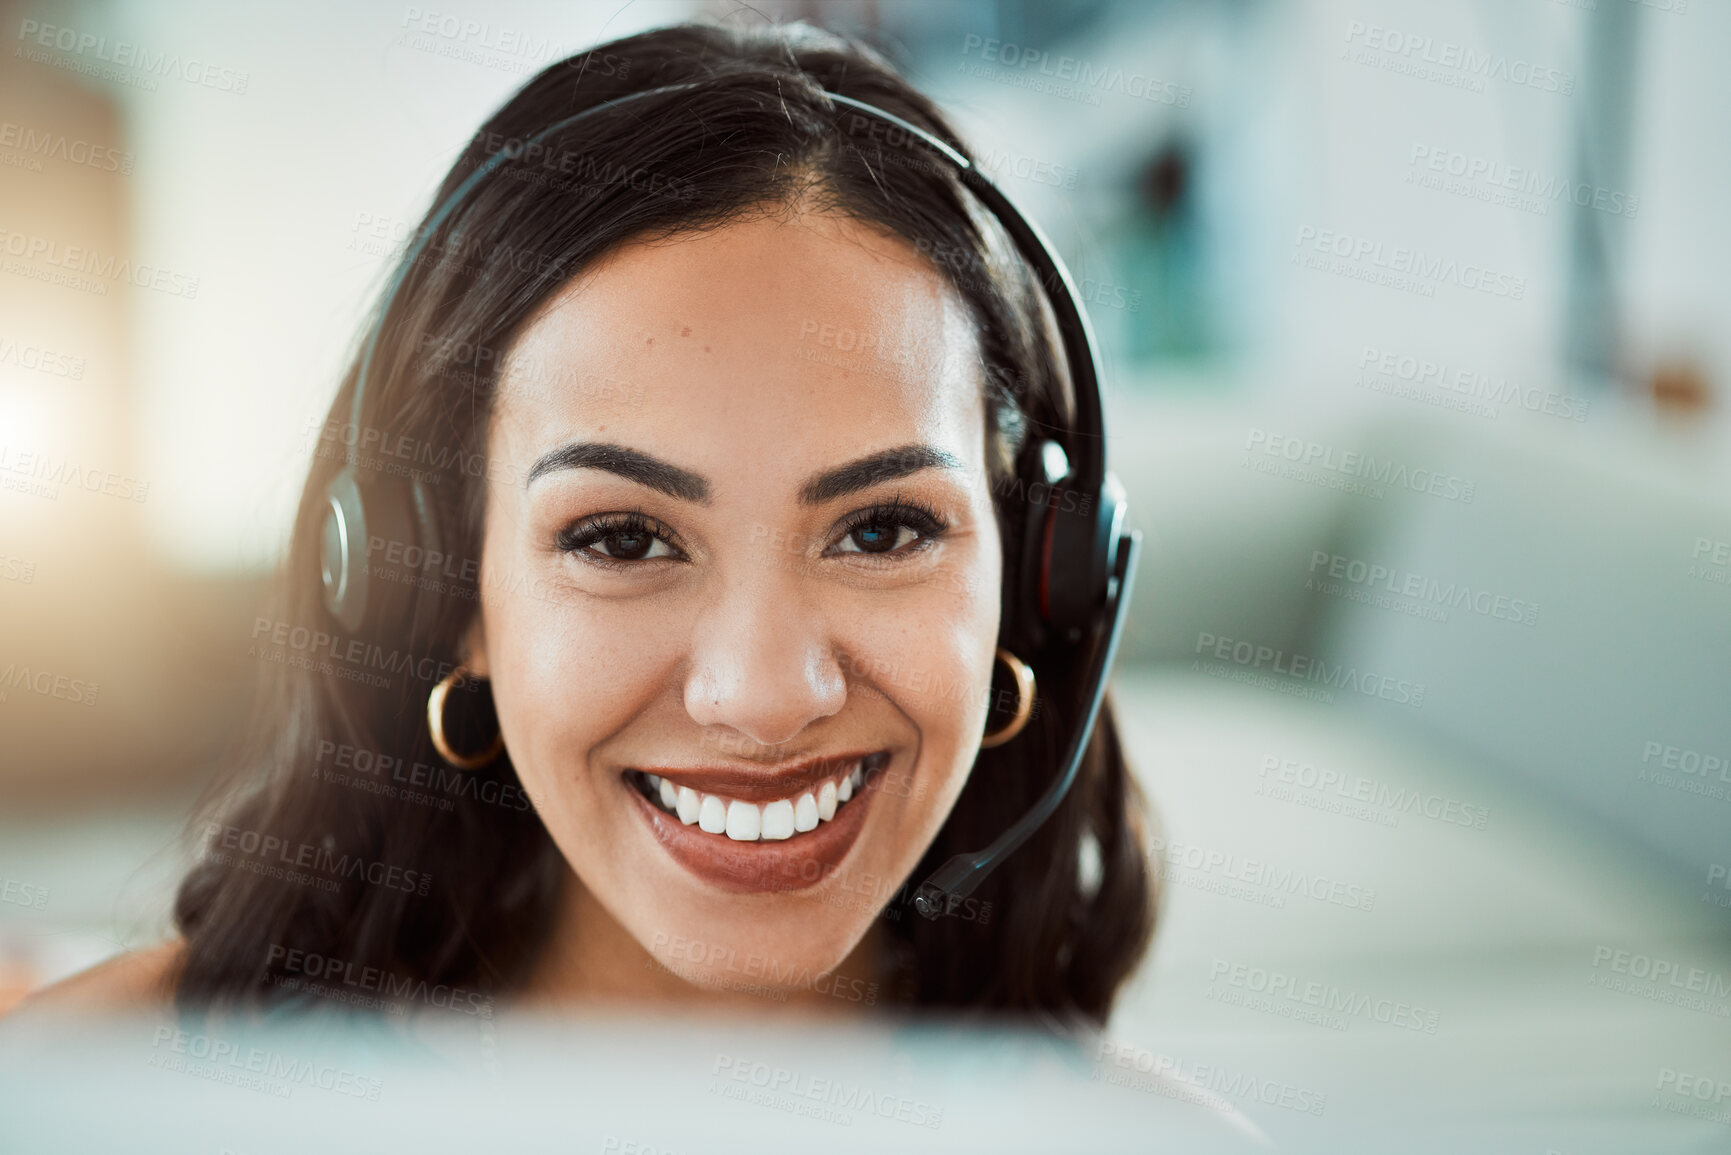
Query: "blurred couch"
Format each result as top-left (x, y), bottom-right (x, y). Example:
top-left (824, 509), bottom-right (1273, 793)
top-left (1110, 386), bottom-right (1731, 880)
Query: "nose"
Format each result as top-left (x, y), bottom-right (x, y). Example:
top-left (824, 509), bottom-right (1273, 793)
top-left (682, 561), bottom-right (847, 749)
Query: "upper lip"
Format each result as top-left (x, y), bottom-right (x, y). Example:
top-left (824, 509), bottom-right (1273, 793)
top-left (629, 751), bottom-right (879, 802)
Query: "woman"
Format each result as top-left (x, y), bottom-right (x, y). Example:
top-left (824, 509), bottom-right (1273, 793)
top-left (26, 20), bottom-right (1155, 1026)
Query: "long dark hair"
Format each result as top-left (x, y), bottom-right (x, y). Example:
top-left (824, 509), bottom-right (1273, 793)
top-left (173, 20), bottom-right (1156, 1026)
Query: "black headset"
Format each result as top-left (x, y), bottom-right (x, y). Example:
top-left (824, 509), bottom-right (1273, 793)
top-left (317, 82), bottom-right (1141, 921)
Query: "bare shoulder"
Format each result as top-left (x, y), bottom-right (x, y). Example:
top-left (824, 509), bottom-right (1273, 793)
top-left (10, 940), bottom-right (184, 1017)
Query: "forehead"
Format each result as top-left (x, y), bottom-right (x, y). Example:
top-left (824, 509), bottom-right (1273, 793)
top-left (492, 211), bottom-right (986, 481)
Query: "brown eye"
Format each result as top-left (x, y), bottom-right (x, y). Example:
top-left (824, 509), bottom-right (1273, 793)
top-left (600, 526), bottom-right (656, 559)
top-left (830, 498), bottom-right (948, 558)
top-left (844, 523), bottom-right (916, 554)
top-left (557, 513), bottom-right (682, 564)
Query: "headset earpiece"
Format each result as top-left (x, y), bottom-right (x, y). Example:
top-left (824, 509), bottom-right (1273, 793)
top-left (1012, 437), bottom-right (1129, 650)
top-left (319, 466), bottom-right (439, 638)
top-left (1042, 471), bottom-right (1128, 636)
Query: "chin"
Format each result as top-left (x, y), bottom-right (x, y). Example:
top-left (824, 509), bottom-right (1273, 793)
top-left (641, 910), bottom-right (874, 997)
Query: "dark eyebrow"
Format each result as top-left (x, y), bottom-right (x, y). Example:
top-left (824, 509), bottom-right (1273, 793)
top-left (525, 441), bottom-right (710, 503)
top-left (798, 444), bottom-right (964, 504)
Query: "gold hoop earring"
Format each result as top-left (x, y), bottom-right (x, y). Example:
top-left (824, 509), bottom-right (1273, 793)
top-left (427, 666), bottom-right (505, 770)
top-left (980, 647), bottom-right (1036, 749)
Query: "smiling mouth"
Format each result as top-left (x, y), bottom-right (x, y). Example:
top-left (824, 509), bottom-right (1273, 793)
top-left (625, 750), bottom-right (887, 842)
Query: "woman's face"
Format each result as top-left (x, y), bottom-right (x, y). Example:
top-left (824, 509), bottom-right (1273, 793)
top-left (466, 208), bottom-right (1003, 994)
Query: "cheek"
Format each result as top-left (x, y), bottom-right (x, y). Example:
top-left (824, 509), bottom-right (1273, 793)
top-left (478, 572), bottom-right (684, 787)
top-left (862, 619), bottom-right (992, 737)
top-left (849, 569), bottom-right (1001, 792)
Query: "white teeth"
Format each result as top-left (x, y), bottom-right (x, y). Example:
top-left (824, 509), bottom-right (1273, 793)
top-left (761, 799), bottom-right (795, 840)
top-left (650, 760), bottom-right (877, 839)
top-left (725, 799), bottom-right (762, 841)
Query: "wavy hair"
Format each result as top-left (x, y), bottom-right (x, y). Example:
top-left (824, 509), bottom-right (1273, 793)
top-left (172, 20), bottom-right (1157, 1026)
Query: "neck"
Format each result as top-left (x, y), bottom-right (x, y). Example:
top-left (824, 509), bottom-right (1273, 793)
top-left (519, 868), bottom-right (887, 1016)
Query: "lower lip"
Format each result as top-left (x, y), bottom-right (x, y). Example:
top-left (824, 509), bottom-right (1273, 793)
top-left (625, 770), bottom-right (881, 894)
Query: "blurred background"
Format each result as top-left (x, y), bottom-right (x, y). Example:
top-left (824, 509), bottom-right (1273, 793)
top-left (1, 0), bottom-right (1728, 1148)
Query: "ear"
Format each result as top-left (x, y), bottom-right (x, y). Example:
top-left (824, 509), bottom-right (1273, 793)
top-left (462, 613), bottom-right (490, 678)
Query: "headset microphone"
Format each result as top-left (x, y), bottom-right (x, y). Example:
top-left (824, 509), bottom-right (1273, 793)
top-left (913, 529), bottom-right (1138, 918)
top-left (318, 82), bottom-right (1139, 920)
